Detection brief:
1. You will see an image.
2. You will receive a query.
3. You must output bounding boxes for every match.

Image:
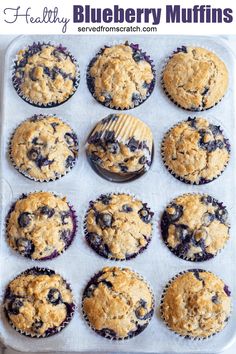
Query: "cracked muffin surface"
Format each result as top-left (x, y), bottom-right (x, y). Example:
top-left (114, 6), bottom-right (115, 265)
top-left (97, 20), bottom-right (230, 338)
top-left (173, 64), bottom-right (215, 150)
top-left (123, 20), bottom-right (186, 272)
top-left (7, 192), bottom-right (76, 260)
top-left (161, 194), bottom-right (230, 261)
top-left (85, 193), bottom-right (153, 260)
top-left (88, 43), bottom-right (154, 109)
top-left (13, 43), bottom-right (78, 106)
top-left (161, 270), bottom-right (231, 338)
top-left (161, 117), bottom-right (230, 184)
top-left (82, 267), bottom-right (154, 339)
top-left (4, 268), bottom-right (74, 337)
top-left (162, 46), bottom-right (228, 110)
top-left (86, 114), bottom-right (153, 178)
top-left (10, 115), bottom-right (79, 181)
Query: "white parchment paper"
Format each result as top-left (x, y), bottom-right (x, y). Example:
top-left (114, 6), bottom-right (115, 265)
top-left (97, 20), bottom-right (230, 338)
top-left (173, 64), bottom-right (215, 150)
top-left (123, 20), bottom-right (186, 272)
top-left (0, 35), bottom-right (235, 353)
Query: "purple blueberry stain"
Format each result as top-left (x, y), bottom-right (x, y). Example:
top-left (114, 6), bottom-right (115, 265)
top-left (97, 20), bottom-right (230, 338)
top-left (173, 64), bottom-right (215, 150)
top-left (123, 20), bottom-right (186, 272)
top-left (40, 206), bottom-right (55, 218)
top-left (202, 212), bottom-right (215, 226)
top-left (224, 285), bottom-right (231, 297)
top-left (215, 207), bottom-right (228, 223)
top-left (139, 155), bottom-right (147, 165)
top-left (64, 132), bottom-right (78, 147)
top-left (97, 213), bottom-right (113, 229)
top-left (127, 137), bottom-right (139, 152)
top-left (65, 155), bottom-right (75, 169)
top-left (47, 288), bottom-right (62, 305)
top-left (60, 211), bottom-right (71, 225)
top-left (212, 294), bottom-right (220, 304)
top-left (51, 122), bottom-right (59, 132)
top-left (122, 204), bottom-right (133, 213)
top-left (8, 298), bottom-right (24, 315)
top-left (99, 194), bottom-right (112, 205)
top-left (107, 141), bottom-right (120, 154)
top-left (165, 203), bottom-right (183, 222)
top-left (16, 238), bottom-right (35, 257)
top-left (27, 148), bottom-right (40, 161)
top-left (138, 205), bottom-right (153, 223)
top-left (18, 212), bottom-right (31, 228)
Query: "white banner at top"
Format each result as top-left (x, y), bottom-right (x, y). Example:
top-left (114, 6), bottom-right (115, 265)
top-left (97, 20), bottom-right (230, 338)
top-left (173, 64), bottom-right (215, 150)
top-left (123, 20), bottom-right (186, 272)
top-left (0, 0), bottom-right (236, 35)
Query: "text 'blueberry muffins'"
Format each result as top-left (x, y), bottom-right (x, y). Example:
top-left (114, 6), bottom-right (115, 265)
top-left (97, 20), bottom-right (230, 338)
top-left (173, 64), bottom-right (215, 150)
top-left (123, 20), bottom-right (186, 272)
top-left (4, 267), bottom-right (75, 338)
top-left (162, 46), bottom-right (228, 111)
top-left (84, 193), bottom-right (153, 260)
top-left (161, 194), bottom-right (230, 262)
top-left (161, 117), bottom-right (230, 184)
top-left (86, 113), bottom-right (153, 182)
top-left (7, 192), bottom-right (77, 260)
top-left (160, 270), bottom-right (231, 339)
top-left (87, 42), bottom-right (155, 110)
top-left (82, 267), bottom-right (154, 340)
top-left (13, 43), bottom-right (79, 107)
top-left (10, 115), bottom-right (79, 182)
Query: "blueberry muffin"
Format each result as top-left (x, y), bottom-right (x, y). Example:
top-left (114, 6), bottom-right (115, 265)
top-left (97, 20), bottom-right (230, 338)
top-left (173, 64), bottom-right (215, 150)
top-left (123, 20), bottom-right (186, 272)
top-left (12, 43), bottom-right (79, 107)
top-left (162, 46), bottom-right (228, 111)
top-left (87, 43), bottom-right (155, 109)
top-left (161, 117), bottom-right (230, 184)
top-left (10, 115), bottom-right (79, 181)
top-left (85, 193), bottom-right (153, 260)
top-left (160, 270), bottom-right (231, 338)
top-left (7, 192), bottom-right (76, 260)
top-left (86, 114), bottom-right (153, 182)
top-left (82, 267), bottom-right (154, 339)
top-left (4, 267), bottom-right (75, 337)
top-left (161, 194), bottom-right (229, 261)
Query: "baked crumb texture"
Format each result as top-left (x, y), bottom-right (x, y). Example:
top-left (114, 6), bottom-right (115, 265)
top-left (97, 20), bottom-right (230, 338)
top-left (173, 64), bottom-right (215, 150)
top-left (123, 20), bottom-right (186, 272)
top-left (161, 270), bottom-right (231, 339)
top-left (161, 194), bottom-right (230, 261)
top-left (7, 192), bottom-right (76, 260)
top-left (162, 46), bottom-right (228, 111)
top-left (87, 43), bottom-right (155, 110)
top-left (13, 43), bottom-right (79, 107)
top-left (82, 267), bottom-right (154, 339)
top-left (4, 268), bottom-right (75, 337)
top-left (10, 115), bottom-right (79, 181)
top-left (161, 117), bottom-right (230, 184)
top-left (85, 193), bottom-right (153, 260)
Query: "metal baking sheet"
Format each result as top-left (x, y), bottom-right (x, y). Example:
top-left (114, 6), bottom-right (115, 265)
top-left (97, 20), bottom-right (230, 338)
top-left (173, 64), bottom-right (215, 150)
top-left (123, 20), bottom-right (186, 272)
top-left (0, 34), bottom-right (235, 353)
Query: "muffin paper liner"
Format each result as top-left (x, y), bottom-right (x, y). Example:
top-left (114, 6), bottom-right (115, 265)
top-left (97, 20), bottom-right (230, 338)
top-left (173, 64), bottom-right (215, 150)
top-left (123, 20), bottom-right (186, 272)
top-left (8, 114), bottom-right (79, 183)
top-left (3, 267), bottom-right (75, 338)
top-left (159, 269), bottom-right (232, 341)
top-left (161, 116), bottom-right (231, 185)
top-left (160, 192), bottom-right (230, 262)
top-left (161, 45), bottom-right (228, 112)
top-left (5, 191), bottom-right (78, 261)
top-left (82, 266), bottom-right (155, 340)
top-left (86, 113), bottom-right (154, 183)
top-left (12, 42), bottom-right (80, 108)
top-left (83, 191), bottom-right (154, 261)
top-left (86, 41), bottom-right (156, 110)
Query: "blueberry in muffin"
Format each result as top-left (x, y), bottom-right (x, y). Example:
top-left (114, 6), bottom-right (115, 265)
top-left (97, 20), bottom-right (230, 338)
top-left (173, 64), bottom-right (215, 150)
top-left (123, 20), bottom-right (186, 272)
top-left (161, 117), bottom-right (230, 184)
top-left (87, 42), bottom-right (155, 110)
top-left (86, 113), bottom-right (154, 182)
top-left (82, 267), bottom-right (154, 339)
top-left (84, 193), bottom-right (153, 260)
top-left (12, 43), bottom-right (79, 107)
top-left (162, 46), bottom-right (228, 111)
top-left (161, 194), bottom-right (230, 261)
top-left (7, 192), bottom-right (77, 260)
top-left (160, 270), bottom-right (231, 338)
top-left (10, 115), bottom-right (79, 181)
top-left (4, 267), bottom-right (75, 337)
